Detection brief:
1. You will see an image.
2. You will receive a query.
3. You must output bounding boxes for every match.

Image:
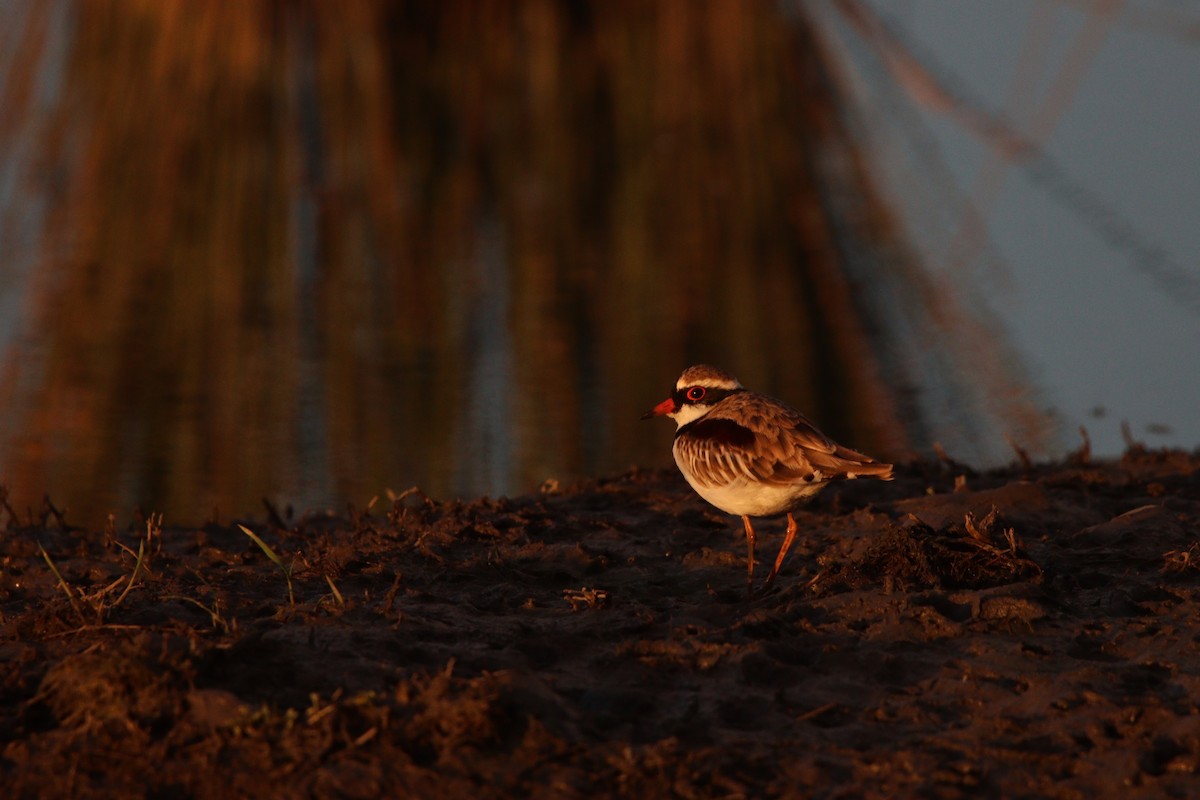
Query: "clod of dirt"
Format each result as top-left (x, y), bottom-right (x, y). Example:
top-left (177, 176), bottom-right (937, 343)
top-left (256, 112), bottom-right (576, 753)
top-left (814, 508), bottom-right (1041, 595)
top-left (33, 645), bottom-right (176, 734)
top-left (393, 665), bottom-right (583, 776)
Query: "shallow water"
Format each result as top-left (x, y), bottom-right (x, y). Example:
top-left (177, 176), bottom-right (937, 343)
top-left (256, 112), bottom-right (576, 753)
top-left (0, 1), bottom-right (1061, 526)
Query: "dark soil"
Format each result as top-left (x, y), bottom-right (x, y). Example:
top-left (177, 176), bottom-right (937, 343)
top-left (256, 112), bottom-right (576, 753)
top-left (4, 449), bottom-right (1200, 797)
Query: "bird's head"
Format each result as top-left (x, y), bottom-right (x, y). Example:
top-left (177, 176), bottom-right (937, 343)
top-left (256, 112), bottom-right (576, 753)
top-left (641, 365), bottom-right (743, 429)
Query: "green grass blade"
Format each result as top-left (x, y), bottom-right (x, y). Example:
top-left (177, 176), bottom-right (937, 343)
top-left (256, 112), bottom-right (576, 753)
top-left (325, 575), bottom-right (345, 606)
top-left (238, 525), bottom-right (295, 606)
top-left (238, 525), bottom-right (285, 570)
top-left (38, 542), bottom-right (88, 623)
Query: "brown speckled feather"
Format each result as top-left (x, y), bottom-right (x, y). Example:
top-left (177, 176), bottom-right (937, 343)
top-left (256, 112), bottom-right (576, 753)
top-left (674, 391), bottom-right (893, 490)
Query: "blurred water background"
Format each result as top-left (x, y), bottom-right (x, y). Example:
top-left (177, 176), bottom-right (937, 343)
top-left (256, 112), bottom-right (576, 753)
top-left (1, 0), bottom-right (1196, 527)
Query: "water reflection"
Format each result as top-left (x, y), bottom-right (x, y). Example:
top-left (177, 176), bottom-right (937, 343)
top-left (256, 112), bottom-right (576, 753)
top-left (0, 1), bottom-right (1051, 527)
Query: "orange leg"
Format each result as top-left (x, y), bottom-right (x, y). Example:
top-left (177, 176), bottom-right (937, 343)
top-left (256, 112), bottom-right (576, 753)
top-left (741, 515), bottom-right (756, 594)
top-left (762, 512), bottom-right (798, 592)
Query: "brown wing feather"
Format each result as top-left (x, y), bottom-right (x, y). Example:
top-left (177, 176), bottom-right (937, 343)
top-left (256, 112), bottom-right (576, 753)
top-left (677, 391), bottom-right (892, 488)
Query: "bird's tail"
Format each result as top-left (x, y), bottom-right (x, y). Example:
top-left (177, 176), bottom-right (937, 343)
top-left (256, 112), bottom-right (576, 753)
top-left (832, 445), bottom-right (895, 481)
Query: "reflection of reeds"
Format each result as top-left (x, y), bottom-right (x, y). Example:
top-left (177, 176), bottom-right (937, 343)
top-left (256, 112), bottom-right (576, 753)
top-left (1, 1), bottom-right (920, 525)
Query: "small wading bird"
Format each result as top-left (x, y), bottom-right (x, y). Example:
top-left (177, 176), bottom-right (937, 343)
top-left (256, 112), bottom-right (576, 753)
top-left (642, 365), bottom-right (894, 595)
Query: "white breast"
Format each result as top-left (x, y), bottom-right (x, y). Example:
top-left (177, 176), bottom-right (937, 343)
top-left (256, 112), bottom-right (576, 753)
top-left (673, 448), bottom-right (826, 516)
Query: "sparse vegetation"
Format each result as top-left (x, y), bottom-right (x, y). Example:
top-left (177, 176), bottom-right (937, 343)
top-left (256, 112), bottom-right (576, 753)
top-left (5, 453), bottom-right (1200, 796)
top-left (238, 524), bottom-right (295, 606)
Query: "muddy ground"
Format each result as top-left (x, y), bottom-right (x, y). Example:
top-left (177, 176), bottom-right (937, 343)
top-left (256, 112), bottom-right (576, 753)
top-left (2, 447), bottom-right (1200, 798)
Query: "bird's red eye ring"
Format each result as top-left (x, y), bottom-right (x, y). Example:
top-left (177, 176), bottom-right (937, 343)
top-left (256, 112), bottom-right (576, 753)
top-left (686, 386), bottom-right (706, 401)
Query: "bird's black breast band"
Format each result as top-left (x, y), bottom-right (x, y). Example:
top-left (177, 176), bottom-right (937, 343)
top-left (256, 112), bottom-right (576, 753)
top-left (675, 416), bottom-right (757, 448)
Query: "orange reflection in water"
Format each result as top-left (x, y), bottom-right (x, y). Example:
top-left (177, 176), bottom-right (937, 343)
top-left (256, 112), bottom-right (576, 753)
top-left (0, 2), bottom-right (1049, 527)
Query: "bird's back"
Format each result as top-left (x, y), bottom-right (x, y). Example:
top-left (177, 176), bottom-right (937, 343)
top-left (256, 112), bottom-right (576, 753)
top-left (672, 390), bottom-right (892, 516)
